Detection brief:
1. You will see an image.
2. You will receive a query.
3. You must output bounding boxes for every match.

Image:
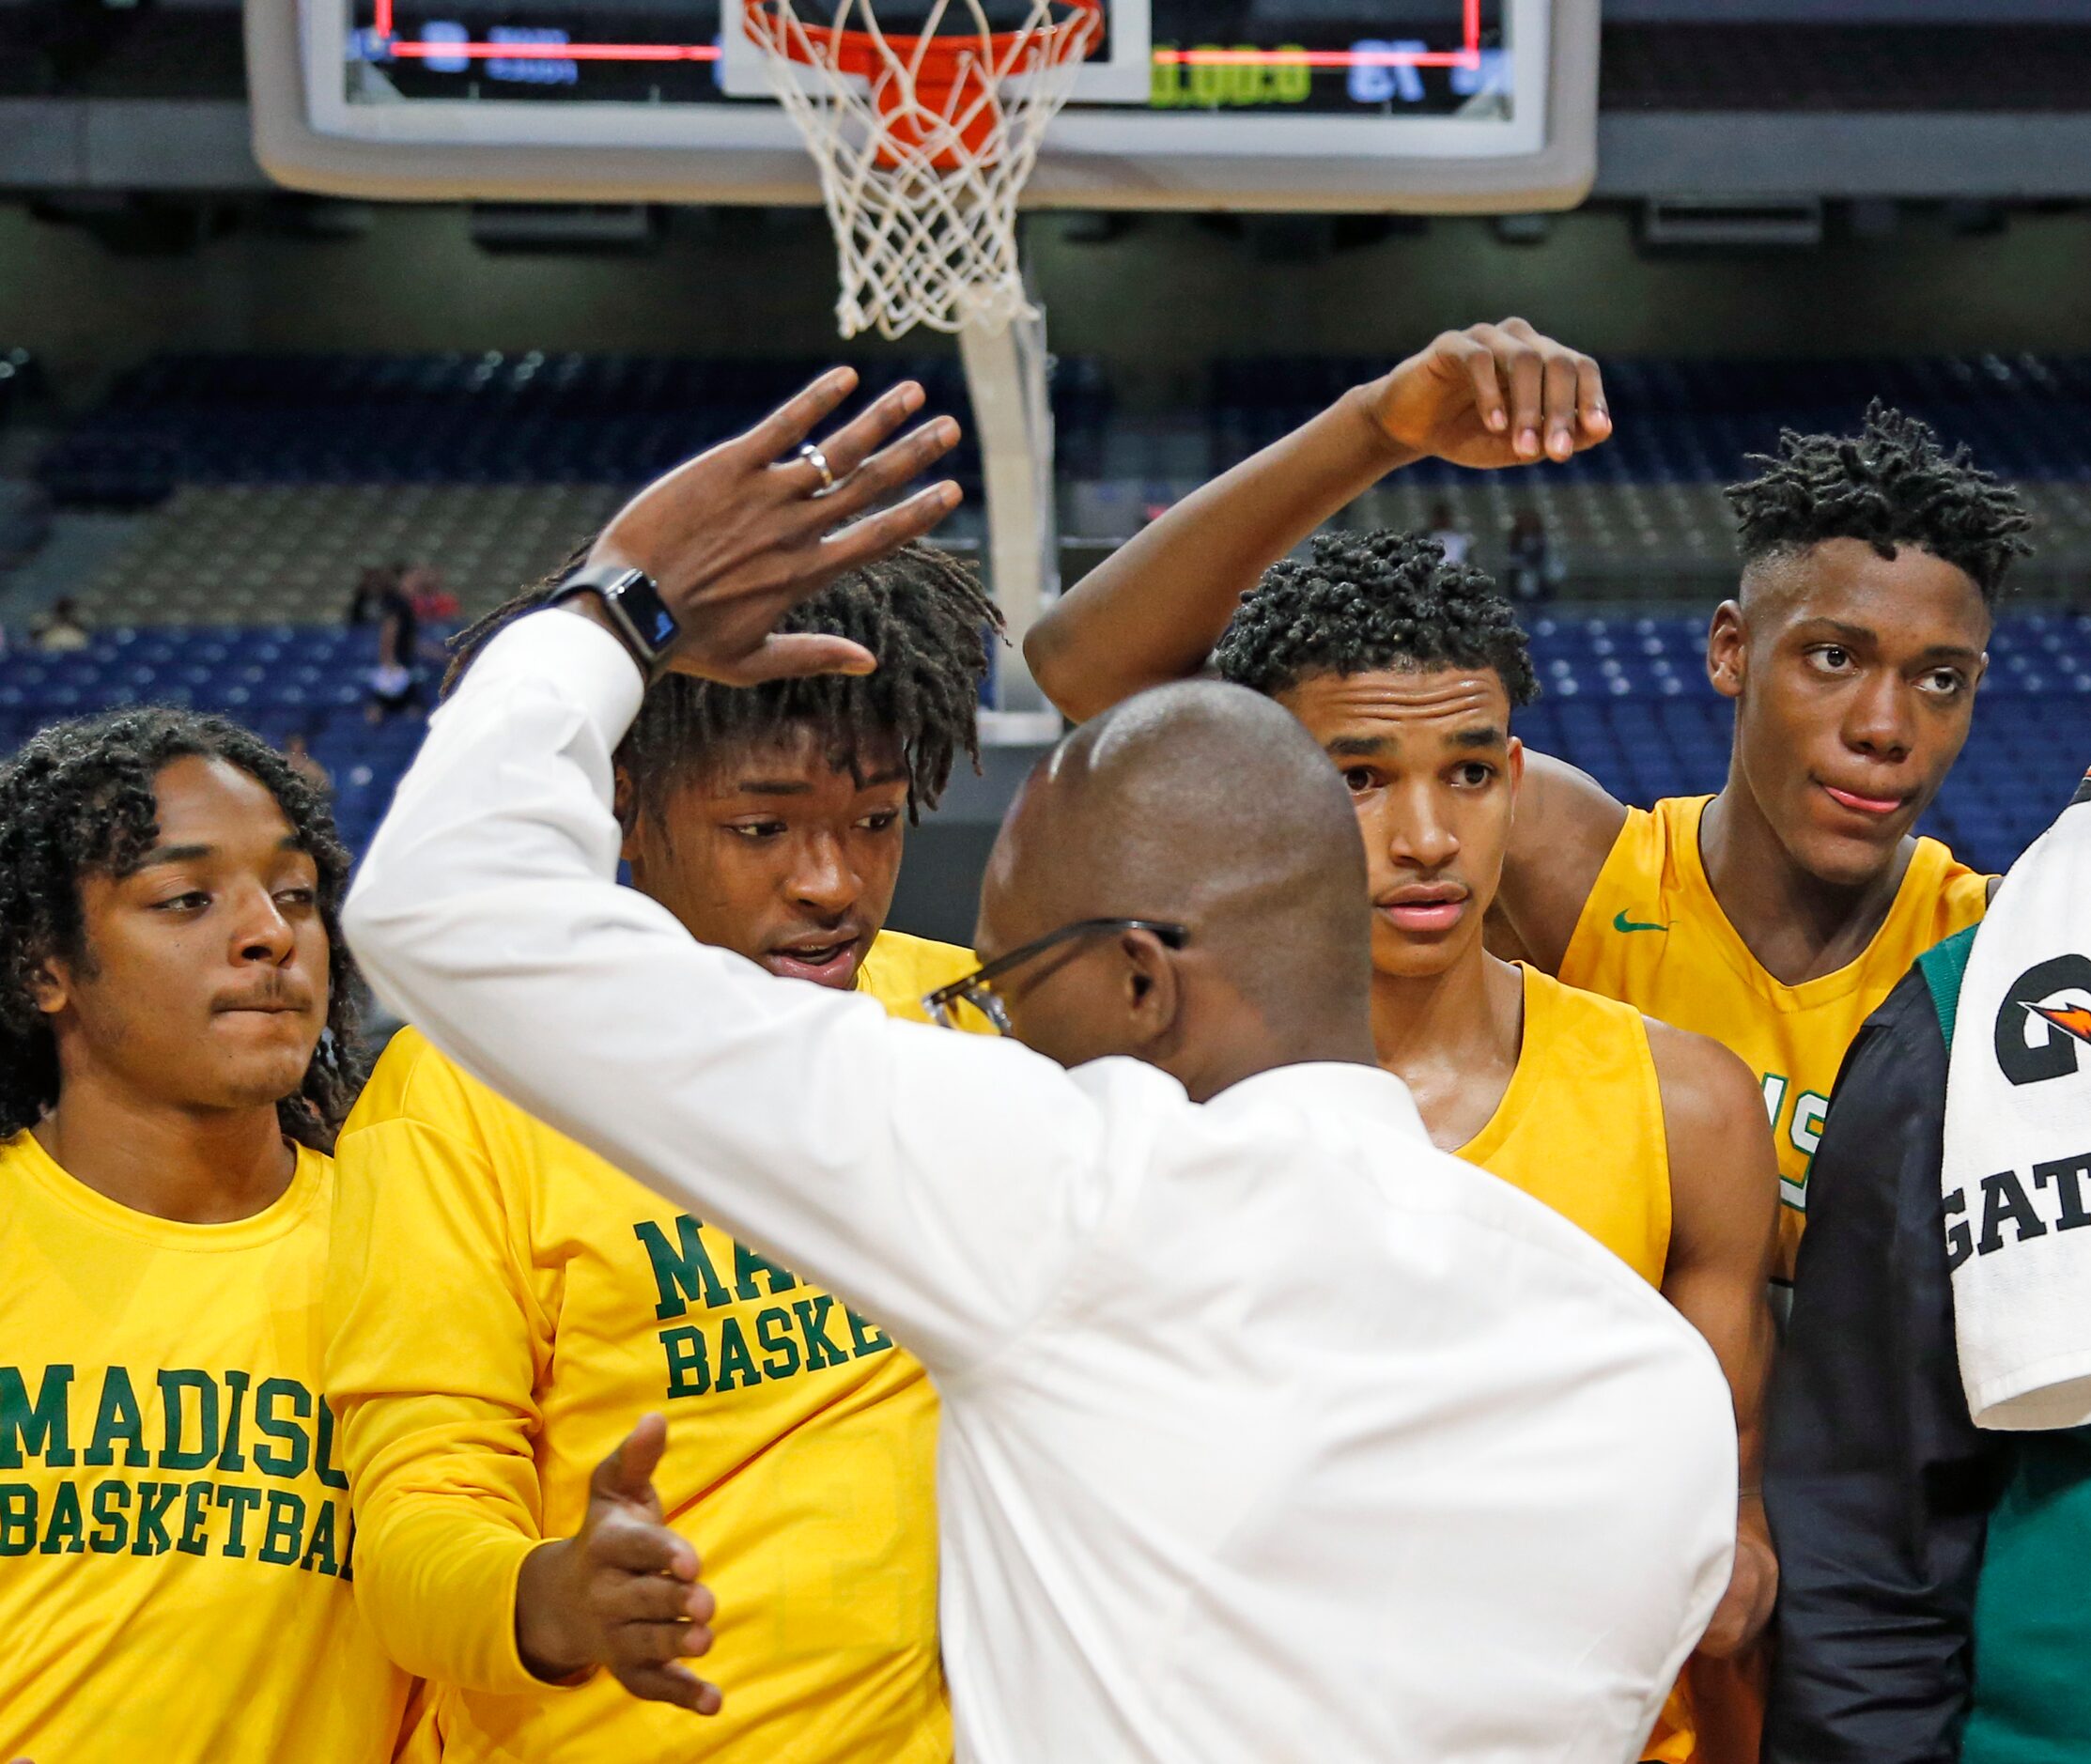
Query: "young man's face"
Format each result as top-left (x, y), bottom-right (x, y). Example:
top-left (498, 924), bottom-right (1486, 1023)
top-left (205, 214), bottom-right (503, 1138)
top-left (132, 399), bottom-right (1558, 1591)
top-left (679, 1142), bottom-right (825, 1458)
top-left (34, 755), bottom-right (330, 1114)
top-left (621, 723), bottom-right (911, 991)
top-left (1274, 665), bottom-right (1523, 983)
top-left (1712, 536), bottom-right (1990, 890)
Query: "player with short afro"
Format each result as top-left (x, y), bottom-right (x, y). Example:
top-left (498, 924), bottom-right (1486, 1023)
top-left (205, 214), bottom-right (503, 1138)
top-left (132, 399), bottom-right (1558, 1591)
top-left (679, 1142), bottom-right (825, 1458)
top-left (0, 706), bottom-right (413, 1763)
top-left (327, 525), bottom-right (1011, 1761)
top-left (1213, 525), bottom-right (1538, 706)
top-left (1727, 398), bottom-right (2030, 602)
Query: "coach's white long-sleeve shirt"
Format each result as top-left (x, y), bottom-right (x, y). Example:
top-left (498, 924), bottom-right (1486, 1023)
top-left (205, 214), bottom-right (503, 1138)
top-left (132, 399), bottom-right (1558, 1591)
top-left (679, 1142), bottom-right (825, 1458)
top-left (346, 611), bottom-right (1737, 1764)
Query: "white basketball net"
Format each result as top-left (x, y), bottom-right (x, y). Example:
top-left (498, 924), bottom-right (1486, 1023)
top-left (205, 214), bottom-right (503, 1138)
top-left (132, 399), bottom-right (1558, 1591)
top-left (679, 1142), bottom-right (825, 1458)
top-left (745, 1), bottom-right (1100, 339)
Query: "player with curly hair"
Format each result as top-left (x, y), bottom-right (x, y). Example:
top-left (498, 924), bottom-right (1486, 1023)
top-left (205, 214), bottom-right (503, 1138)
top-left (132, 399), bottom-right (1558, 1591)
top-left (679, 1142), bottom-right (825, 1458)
top-left (0, 707), bottom-right (415, 1763)
top-left (1207, 522), bottom-right (1776, 1764)
top-left (1025, 321), bottom-right (2030, 1764)
top-left (325, 417), bottom-right (1009, 1762)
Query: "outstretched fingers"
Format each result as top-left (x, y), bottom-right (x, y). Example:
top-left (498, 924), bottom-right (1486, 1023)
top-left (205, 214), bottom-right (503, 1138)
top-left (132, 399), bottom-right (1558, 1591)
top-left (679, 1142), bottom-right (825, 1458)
top-left (816, 415), bottom-right (965, 527)
top-left (798, 379), bottom-right (933, 486)
top-left (819, 480), bottom-right (966, 578)
top-left (743, 366), bottom-right (863, 464)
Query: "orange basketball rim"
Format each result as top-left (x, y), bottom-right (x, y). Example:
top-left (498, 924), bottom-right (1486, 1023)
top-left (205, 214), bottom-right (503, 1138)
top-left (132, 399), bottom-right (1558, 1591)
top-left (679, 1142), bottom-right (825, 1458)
top-left (744, 0), bottom-right (1104, 169)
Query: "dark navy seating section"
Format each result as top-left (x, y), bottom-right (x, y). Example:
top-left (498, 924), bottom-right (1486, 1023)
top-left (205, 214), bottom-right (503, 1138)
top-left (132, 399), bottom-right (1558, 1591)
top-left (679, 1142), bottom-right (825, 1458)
top-left (34, 351), bottom-right (1115, 506)
top-left (1208, 353), bottom-right (2091, 489)
top-left (3, 611), bottom-right (2084, 877)
top-left (38, 348), bottom-right (2091, 510)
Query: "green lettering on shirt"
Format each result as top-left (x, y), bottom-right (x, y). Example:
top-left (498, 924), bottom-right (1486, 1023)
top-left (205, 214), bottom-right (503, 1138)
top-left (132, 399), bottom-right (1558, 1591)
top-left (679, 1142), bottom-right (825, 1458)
top-left (635, 1217), bottom-right (732, 1320)
top-left (0, 1365), bottom-right (74, 1469)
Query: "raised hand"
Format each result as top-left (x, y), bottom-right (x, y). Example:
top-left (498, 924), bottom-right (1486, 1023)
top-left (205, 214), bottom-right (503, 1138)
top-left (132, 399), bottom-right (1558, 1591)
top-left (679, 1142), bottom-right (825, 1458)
top-left (1364, 317), bottom-right (1610, 470)
top-left (584, 367), bottom-right (964, 687)
top-left (513, 1414), bottom-right (722, 1714)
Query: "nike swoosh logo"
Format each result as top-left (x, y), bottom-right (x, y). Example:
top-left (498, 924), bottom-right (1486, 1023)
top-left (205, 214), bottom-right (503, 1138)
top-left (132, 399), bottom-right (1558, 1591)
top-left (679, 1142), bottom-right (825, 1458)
top-left (1613, 910), bottom-right (1670, 935)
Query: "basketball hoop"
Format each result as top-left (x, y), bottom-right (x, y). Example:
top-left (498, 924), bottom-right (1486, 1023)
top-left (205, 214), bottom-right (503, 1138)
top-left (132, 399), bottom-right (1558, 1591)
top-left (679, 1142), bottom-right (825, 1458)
top-left (744, 0), bottom-right (1103, 339)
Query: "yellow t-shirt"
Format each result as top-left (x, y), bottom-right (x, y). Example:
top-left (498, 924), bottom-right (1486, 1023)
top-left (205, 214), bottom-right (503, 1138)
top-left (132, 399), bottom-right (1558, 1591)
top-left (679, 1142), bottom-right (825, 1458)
top-left (1557, 794), bottom-right (1989, 1281)
top-left (0, 1131), bottom-right (412, 1762)
top-left (327, 930), bottom-right (980, 1764)
top-left (1451, 965), bottom-right (1690, 1763)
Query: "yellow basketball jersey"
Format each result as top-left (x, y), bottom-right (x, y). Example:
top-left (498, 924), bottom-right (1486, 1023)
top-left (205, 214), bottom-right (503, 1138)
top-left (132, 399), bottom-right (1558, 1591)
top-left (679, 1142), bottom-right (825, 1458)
top-left (1557, 795), bottom-right (1989, 1282)
top-left (1458, 965), bottom-right (1671, 1288)
top-left (1454, 964), bottom-right (1689, 1762)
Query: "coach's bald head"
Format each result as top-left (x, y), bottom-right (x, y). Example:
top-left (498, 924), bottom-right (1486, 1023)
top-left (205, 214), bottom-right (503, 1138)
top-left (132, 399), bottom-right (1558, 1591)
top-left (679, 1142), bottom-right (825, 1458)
top-left (975, 679), bottom-right (1377, 1100)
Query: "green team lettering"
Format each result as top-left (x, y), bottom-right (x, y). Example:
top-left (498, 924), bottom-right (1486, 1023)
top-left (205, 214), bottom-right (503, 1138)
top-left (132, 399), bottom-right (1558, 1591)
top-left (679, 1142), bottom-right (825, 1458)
top-left (734, 1242), bottom-right (798, 1302)
top-left (0, 1485), bottom-right (35, 1554)
top-left (656, 1295), bottom-right (898, 1401)
top-left (301, 1496), bottom-right (339, 1576)
top-left (252, 1378), bottom-right (311, 1479)
top-left (177, 1478), bottom-right (214, 1555)
top-left (660, 1325), bottom-right (711, 1399)
top-left (89, 1479), bottom-right (130, 1553)
top-left (712, 1317), bottom-right (760, 1393)
top-left (0, 1366), bottom-right (75, 1469)
top-left (132, 1480), bottom-right (178, 1556)
top-left (39, 1479), bottom-right (84, 1555)
top-left (755, 1307), bottom-right (801, 1379)
top-left (635, 1217), bottom-right (733, 1319)
top-left (847, 1308), bottom-right (892, 1357)
top-left (258, 1490), bottom-right (306, 1566)
top-left (219, 1483), bottom-right (262, 1557)
top-left (85, 1368), bottom-right (149, 1468)
top-left (158, 1369), bottom-right (219, 1471)
top-left (217, 1369), bottom-right (251, 1472)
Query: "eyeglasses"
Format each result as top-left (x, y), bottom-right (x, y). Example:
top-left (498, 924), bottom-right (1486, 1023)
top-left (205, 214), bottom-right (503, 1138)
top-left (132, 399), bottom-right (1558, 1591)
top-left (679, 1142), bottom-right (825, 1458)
top-left (923, 918), bottom-right (1191, 1035)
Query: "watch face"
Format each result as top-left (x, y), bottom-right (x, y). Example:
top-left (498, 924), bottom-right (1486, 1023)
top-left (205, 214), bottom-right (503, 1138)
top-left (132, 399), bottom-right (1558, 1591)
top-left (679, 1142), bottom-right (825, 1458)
top-left (602, 570), bottom-right (676, 661)
top-left (635, 599), bottom-right (677, 652)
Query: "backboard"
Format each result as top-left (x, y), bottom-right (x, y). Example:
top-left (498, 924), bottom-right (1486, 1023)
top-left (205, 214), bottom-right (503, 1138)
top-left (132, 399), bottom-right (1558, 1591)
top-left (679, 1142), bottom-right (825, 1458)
top-left (251, 1), bottom-right (1598, 213)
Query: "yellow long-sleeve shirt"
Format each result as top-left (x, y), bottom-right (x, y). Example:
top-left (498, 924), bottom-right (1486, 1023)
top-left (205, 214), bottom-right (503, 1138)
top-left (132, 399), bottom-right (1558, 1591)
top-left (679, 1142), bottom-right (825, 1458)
top-left (326, 930), bottom-right (979, 1763)
top-left (0, 1130), bottom-right (412, 1762)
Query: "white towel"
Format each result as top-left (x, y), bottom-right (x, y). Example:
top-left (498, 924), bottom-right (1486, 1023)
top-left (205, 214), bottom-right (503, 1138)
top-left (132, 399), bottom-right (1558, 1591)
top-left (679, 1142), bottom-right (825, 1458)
top-left (1944, 777), bottom-right (2091, 1431)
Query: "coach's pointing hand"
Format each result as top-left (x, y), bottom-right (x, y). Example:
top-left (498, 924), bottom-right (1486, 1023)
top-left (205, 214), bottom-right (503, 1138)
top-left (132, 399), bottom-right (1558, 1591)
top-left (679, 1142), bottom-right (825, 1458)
top-left (514, 1414), bottom-right (722, 1714)
top-left (1363, 317), bottom-right (1610, 470)
top-left (578, 367), bottom-right (963, 687)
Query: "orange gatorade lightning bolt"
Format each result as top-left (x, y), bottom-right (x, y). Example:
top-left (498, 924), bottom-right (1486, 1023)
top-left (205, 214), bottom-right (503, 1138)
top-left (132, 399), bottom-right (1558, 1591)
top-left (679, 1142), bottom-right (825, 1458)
top-left (2026, 1000), bottom-right (2091, 1046)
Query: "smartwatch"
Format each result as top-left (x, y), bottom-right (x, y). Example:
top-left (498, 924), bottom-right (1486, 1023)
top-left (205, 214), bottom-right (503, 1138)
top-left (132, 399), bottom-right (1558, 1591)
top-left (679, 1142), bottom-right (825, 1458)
top-left (550, 564), bottom-right (680, 677)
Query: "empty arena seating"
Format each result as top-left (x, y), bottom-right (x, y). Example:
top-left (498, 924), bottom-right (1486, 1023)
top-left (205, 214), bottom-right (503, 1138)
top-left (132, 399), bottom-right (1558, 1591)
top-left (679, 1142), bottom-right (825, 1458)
top-left (2, 613), bottom-right (2082, 877)
top-left (1210, 352), bottom-right (2091, 594)
top-left (6, 348), bottom-right (2090, 874)
top-left (34, 349), bottom-right (1114, 505)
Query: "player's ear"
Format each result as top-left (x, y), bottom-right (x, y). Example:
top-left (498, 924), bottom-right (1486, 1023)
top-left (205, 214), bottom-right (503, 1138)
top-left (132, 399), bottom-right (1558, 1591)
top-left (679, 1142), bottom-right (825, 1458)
top-left (1707, 600), bottom-right (1747, 702)
top-left (28, 948), bottom-right (72, 1018)
top-left (612, 764), bottom-right (643, 861)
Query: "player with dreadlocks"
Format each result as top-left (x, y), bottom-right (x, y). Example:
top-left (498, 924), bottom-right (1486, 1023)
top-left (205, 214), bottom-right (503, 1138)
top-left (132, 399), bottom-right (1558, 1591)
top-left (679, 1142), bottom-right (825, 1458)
top-left (0, 708), bottom-right (415, 1762)
top-left (1026, 319), bottom-right (2033, 1764)
top-left (325, 382), bottom-right (1005, 1762)
top-left (1203, 525), bottom-right (1779, 1764)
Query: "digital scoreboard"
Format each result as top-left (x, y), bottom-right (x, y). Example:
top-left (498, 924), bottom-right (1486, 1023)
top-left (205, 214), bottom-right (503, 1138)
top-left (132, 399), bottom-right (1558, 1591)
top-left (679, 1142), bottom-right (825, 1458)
top-left (251, 0), bottom-right (1597, 211)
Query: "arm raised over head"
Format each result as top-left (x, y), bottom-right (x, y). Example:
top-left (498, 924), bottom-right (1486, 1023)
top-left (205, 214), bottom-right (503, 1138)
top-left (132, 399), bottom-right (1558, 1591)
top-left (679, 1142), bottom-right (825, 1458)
top-left (346, 373), bottom-right (1110, 1379)
top-left (1023, 318), bottom-right (1613, 722)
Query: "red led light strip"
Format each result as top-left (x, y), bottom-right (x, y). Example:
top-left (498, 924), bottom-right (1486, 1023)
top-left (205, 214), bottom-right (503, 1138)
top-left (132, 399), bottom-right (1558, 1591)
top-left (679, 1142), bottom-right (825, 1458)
top-left (366, 2), bottom-right (1484, 70)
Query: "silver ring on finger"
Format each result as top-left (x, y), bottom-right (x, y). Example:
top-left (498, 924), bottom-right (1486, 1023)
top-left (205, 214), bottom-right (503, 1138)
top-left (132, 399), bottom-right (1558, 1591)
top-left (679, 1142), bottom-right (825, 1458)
top-left (798, 441), bottom-right (837, 496)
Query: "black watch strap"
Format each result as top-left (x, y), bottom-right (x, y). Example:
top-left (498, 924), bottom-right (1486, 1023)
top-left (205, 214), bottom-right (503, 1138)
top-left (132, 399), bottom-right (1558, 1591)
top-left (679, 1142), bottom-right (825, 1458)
top-left (550, 564), bottom-right (679, 676)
